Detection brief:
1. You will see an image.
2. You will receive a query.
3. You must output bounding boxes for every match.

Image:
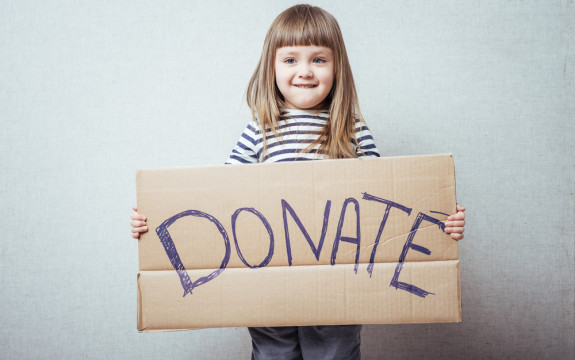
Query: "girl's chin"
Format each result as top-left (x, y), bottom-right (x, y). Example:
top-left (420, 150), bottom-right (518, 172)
top-left (284, 101), bottom-right (328, 111)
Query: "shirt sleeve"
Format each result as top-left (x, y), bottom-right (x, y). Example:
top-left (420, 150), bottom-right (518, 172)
top-left (225, 120), bottom-right (262, 164)
top-left (355, 120), bottom-right (381, 158)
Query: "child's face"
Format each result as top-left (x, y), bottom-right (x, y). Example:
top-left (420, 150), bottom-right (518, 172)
top-left (275, 46), bottom-right (334, 110)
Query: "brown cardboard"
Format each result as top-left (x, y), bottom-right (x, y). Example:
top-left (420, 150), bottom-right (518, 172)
top-left (136, 154), bottom-right (460, 332)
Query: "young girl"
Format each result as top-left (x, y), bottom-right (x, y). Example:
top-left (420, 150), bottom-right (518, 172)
top-left (131, 4), bottom-right (466, 359)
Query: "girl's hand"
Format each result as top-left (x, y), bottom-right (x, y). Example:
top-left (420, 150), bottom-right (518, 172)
top-left (130, 206), bottom-right (148, 239)
top-left (445, 204), bottom-right (466, 241)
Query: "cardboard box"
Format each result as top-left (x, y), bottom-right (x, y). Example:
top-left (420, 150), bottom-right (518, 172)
top-left (136, 154), bottom-right (460, 332)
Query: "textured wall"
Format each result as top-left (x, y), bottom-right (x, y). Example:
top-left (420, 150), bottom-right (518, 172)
top-left (1, 0), bottom-right (573, 359)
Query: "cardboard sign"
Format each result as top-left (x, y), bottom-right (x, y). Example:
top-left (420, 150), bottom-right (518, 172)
top-left (136, 154), bottom-right (461, 331)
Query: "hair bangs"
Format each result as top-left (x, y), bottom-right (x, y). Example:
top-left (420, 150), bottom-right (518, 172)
top-left (271, 5), bottom-right (338, 50)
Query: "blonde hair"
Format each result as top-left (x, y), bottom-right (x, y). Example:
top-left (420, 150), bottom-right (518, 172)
top-left (246, 4), bottom-right (363, 160)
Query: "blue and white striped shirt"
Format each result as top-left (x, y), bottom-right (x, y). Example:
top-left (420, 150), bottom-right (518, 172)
top-left (225, 109), bottom-right (380, 164)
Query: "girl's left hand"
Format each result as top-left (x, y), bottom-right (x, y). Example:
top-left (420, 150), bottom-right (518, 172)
top-left (445, 204), bottom-right (466, 240)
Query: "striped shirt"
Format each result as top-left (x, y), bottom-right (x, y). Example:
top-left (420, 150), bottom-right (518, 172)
top-left (225, 109), bottom-right (380, 164)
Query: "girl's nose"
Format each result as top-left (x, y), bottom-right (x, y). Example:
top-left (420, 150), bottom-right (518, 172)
top-left (298, 65), bottom-right (313, 78)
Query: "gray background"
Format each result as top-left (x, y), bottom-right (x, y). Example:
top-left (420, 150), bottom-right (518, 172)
top-left (1, 0), bottom-right (573, 359)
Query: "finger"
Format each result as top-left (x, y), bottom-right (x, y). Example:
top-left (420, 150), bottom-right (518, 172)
top-left (445, 226), bottom-right (464, 234)
top-left (445, 220), bottom-right (465, 227)
top-left (448, 212), bottom-right (465, 221)
top-left (450, 233), bottom-right (464, 241)
top-left (130, 212), bottom-right (147, 221)
top-left (132, 230), bottom-right (145, 239)
top-left (132, 225), bottom-right (148, 234)
top-left (132, 206), bottom-right (138, 212)
top-left (456, 204), bottom-right (466, 212)
top-left (131, 220), bottom-right (147, 228)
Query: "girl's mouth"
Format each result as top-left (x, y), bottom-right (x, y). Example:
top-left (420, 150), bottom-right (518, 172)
top-left (293, 84), bottom-right (318, 88)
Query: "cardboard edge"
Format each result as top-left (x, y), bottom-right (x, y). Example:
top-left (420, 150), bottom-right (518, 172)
top-left (134, 153), bottom-right (456, 173)
top-left (137, 272), bottom-right (144, 332)
top-left (140, 327), bottom-right (203, 333)
top-left (457, 260), bottom-right (462, 323)
top-left (449, 154), bottom-right (462, 323)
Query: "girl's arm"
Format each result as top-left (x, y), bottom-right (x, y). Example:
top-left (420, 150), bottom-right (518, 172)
top-left (355, 121), bottom-right (380, 158)
top-left (130, 206), bottom-right (148, 239)
top-left (225, 121), bottom-right (261, 164)
top-left (445, 204), bottom-right (466, 240)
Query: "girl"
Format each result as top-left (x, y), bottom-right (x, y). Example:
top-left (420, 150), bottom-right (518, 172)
top-left (131, 4), bottom-right (466, 359)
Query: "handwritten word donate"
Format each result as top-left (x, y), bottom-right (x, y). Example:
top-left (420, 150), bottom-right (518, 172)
top-left (156, 192), bottom-right (446, 299)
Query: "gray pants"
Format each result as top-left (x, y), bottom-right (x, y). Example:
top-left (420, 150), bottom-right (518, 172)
top-left (248, 325), bottom-right (362, 360)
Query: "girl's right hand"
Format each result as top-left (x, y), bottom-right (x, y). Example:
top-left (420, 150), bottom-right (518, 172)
top-left (130, 206), bottom-right (148, 239)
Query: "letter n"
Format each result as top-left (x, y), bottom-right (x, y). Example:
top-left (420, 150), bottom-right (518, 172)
top-left (282, 199), bottom-right (331, 266)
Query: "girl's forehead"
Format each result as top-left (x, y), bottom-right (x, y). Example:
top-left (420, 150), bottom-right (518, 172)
top-left (276, 45), bottom-right (334, 56)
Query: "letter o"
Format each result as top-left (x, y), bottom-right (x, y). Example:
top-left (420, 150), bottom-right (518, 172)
top-left (231, 207), bottom-right (274, 268)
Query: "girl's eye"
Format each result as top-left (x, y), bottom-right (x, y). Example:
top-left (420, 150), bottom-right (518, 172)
top-left (285, 58), bottom-right (296, 64)
top-left (313, 58), bottom-right (326, 64)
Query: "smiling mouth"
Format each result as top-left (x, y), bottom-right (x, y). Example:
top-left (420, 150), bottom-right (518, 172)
top-left (293, 84), bottom-right (317, 88)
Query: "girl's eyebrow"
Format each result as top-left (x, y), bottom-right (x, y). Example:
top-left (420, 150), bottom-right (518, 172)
top-left (276, 48), bottom-right (301, 55)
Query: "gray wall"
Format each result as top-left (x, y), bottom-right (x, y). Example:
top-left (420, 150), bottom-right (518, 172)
top-left (1, 0), bottom-right (573, 359)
